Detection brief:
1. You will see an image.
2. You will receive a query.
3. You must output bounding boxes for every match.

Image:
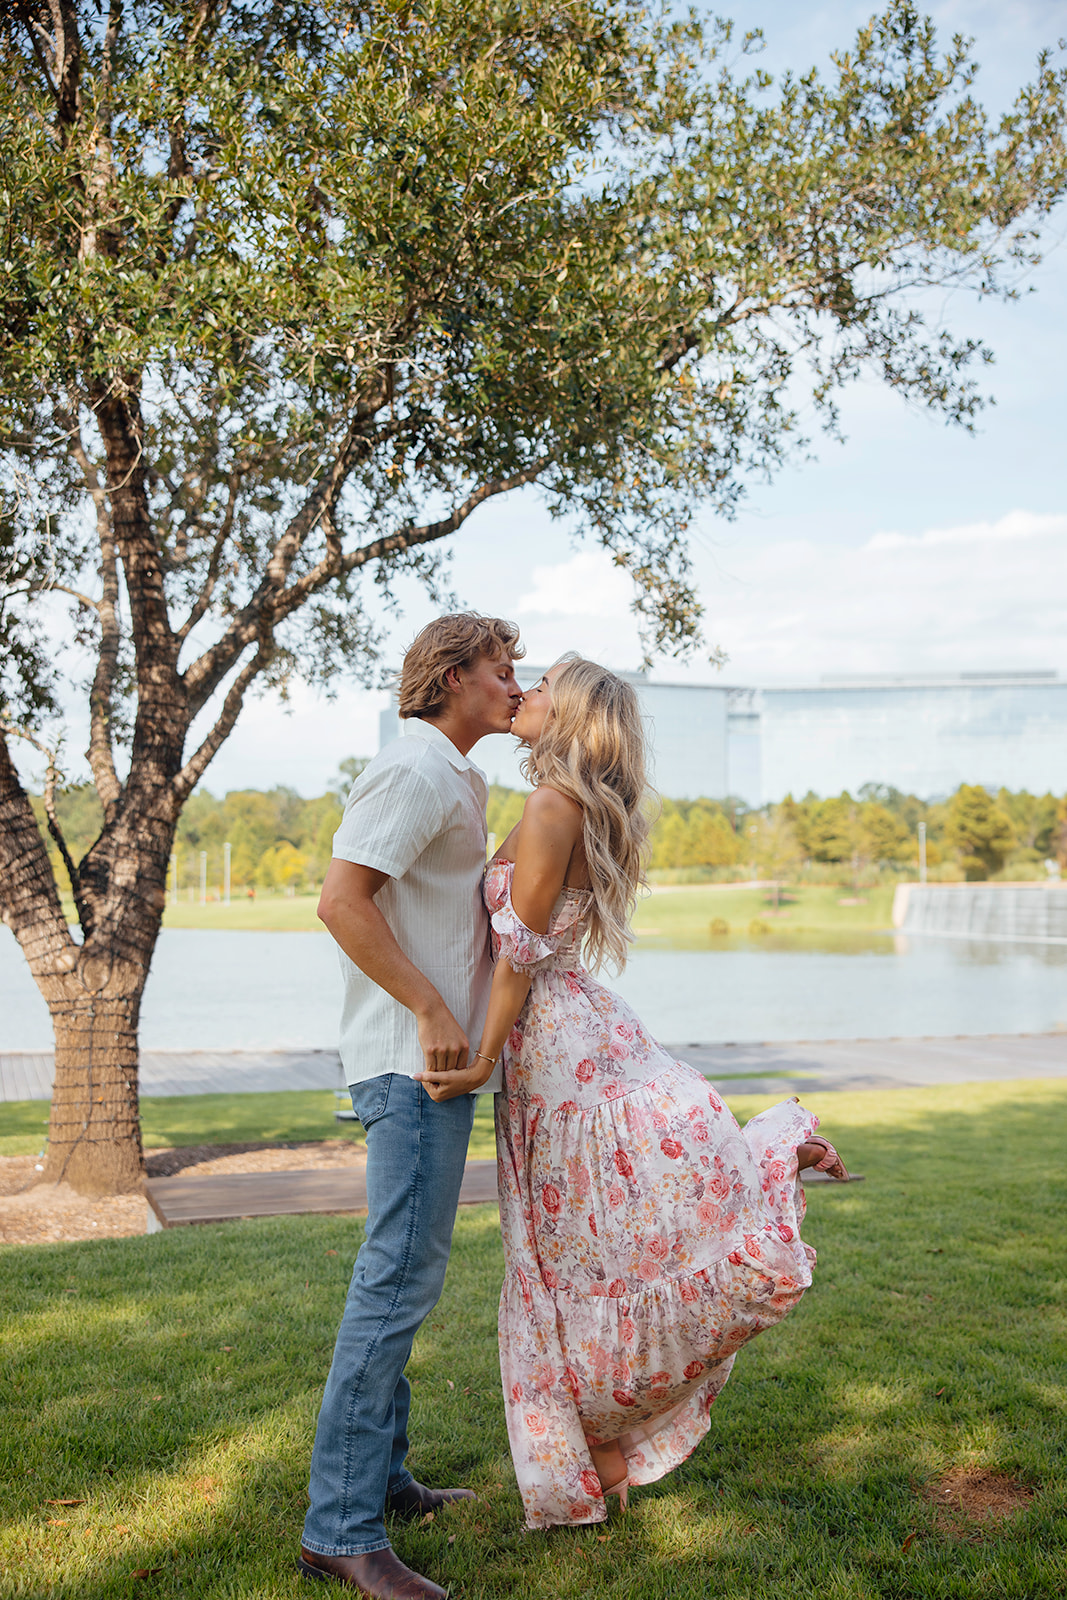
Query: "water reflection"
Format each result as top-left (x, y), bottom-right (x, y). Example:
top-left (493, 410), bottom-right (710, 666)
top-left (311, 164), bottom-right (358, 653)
top-left (2, 925), bottom-right (1067, 1052)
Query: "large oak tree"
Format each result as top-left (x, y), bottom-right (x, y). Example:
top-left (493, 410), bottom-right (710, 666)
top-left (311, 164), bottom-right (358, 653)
top-left (1, 0), bottom-right (1064, 1193)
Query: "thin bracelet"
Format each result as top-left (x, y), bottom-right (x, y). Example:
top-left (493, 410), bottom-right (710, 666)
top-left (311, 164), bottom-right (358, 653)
top-left (474, 1051), bottom-right (497, 1067)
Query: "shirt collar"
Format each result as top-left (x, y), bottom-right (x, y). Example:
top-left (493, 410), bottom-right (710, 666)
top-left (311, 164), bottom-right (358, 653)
top-left (402, 716), bottom-right (483, 779)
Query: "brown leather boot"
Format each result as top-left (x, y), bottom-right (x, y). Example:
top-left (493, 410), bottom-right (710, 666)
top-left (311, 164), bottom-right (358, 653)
top-left (297, 1545), bottom-right (447, 1598)
top-left (385, 1479), bottom-right (476, 1520)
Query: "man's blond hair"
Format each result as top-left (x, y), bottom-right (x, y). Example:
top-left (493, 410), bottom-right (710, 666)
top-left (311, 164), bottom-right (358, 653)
top-left (398, 613), bottom-right (524, 720)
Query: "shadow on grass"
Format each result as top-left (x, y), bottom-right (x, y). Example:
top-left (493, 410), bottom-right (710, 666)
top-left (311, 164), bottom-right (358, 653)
top-left (2, 1081), bottom-right (1066, 1598)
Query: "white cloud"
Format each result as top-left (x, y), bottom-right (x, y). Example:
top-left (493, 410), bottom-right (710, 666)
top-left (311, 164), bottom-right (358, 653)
top-left (517, 549), bottom-right (634, 618)
top-left (702, 509), bottom-right (1067, 683)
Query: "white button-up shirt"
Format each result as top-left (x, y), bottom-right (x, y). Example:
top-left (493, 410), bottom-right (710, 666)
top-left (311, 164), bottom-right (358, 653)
top-left (331, 717), bottom-right (500, 1092)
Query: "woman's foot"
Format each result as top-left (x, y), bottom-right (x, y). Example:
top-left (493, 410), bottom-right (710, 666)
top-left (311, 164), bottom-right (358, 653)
top-left (797, 1136), bottom-right (850, 1181)
top-left (586, 1439), bottom-right (629, 1508)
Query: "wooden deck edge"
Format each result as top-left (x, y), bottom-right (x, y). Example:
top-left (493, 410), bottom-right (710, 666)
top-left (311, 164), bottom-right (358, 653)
top-left (144, 1159), bottom-right (500, 1231)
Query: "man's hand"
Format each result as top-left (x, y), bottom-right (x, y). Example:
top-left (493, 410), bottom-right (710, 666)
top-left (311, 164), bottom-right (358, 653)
top-left (416, 1060), bottom-right (492, 1102)
top-left (416, 1002), bottom-right (469, 1077)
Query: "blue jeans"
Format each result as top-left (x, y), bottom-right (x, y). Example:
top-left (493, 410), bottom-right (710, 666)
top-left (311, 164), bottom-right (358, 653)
top-left (302, 1074), bottom-right (477, 1556)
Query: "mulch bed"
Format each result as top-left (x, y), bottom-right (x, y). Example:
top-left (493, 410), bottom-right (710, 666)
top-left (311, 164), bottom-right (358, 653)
top-left (0, 1139), bottom-right (366, 1245)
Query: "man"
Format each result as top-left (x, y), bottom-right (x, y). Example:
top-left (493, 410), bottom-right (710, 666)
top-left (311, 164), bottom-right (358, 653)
top-left (299, 613), bottom-right (524, 1599)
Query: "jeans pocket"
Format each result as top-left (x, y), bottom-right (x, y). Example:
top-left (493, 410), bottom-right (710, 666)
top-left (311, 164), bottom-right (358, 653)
top-left (349, 1074), bottom-right (393, 1130)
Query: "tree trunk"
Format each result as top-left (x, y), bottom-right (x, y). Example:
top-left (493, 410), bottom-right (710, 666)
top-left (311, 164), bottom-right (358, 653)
top-left (44, 984), bottom-right (144, 1195)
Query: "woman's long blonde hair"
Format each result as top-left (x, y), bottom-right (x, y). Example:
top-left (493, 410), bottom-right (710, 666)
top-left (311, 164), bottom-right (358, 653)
top-left (521, 655), bottom-right (653, 972)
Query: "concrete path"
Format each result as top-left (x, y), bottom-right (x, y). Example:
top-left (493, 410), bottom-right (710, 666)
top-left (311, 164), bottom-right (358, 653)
top-left (3, 1034), bottom-right (1065, 1104)
top-left (0, 1048), bottom-right (343, 1103)
top-left (670, 1033), bottom-right (1067, 1095)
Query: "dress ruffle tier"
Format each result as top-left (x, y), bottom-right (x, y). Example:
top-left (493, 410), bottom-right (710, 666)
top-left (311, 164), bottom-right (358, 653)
top-left (485, 861), bottom-right (819, 1529)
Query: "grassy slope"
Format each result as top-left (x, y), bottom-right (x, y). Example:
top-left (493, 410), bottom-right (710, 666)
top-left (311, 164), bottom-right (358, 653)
top-left (1, 1079), bottom-right (1065, 1599)
top-left (127, 884), bottom-right (898, 939)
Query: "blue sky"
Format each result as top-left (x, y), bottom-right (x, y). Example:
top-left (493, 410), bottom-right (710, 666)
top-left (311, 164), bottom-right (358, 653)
top-left (37, 3), bottom-right (1067, 797)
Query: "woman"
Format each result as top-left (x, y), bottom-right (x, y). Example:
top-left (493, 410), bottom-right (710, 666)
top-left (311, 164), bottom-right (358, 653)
top-left (417, 657), bottom-right (847, 1529)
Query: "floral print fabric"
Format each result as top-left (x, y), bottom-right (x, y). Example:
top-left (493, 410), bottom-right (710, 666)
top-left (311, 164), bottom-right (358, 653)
top-left (486, 860), bottom-right (819, 1529)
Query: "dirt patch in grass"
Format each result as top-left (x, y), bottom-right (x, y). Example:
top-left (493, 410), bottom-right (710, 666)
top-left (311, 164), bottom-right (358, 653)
top-left (0, 1139), bottom-right (367, 1245)
top-left (924, 1468), bottom-right (1035, 1538)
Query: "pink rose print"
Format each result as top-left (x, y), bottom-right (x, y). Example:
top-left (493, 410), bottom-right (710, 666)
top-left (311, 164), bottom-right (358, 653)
top-left (611, 1362), bottom-right (630, 1385)
top-left (777, 1222), bottom-right (794, 1243)
top-left (767, 1159), bottom-right (787, 1182)
top-left (608, 1039), bottom-right (630, 1061)
top-left (565, 1365), bottom-right (581, 1398)
top-left (744, 1234), bottom-right (763, 1260)
top-left (696, 1200), bottom-right (720, 1227)
top-left (613, 1149), bottom-right (634, 1180)
top-left (692, 1122), bottom-right (710, 1144)
top-left (588, 1213), bottom-right (598, 1237)
top-left (555, 1101), bottom-right (579, 1120)
top-left (511, 1382), bottom-right (524, 1402)
top-left (542, 1183), bottom-right (562, 1215)
top-left (508, 1027), bottom-right (524, 1052)
top-left (683, 1360), bottom-right (705, 1380)
top-left (679, 1278), bottom-right (699, 1304)
top-left (645, 1234), bottom-right (670, 1261)
top-left (608, 1278), bottom-right (627, 1299)
top-left (708, 1173), bottom-right (731, 1201)
top-left (637, 1258), bottom-right (660, 1282)
top-left (525, 1411), bottom-right (548, 1436)
top-left (612, 1389), bottom-right (637, 1407)
top-left (650, 1370), bottom-right (672, 1390)
top-left (608, 1185), bottom-right (625, 1208)
top-left (615, 1022), bottom-right (634, 1042)
top-left (580, 1470), bottom-right (603, 1498)
top-left (568, 1503), bottom-right (588, 1521)
top-left (660, 1138), bottom-right (684, 1160)
top-left (652, 1111), bottom-right (668, 1130)
top-left (542, 1266), bottom-right (559, 1288)
top-left (575, 1058), bottom-right (596, 1083)
top-left (620, 1317), bottom-right (636, 1344)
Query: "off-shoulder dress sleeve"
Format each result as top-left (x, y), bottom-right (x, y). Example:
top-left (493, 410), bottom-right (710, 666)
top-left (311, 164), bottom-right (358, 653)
top-left (491, 885), bottom-right (578, 975)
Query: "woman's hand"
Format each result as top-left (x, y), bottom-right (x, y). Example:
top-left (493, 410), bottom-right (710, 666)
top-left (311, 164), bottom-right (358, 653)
top-left (415, 1057), bottom-right (496, 1102)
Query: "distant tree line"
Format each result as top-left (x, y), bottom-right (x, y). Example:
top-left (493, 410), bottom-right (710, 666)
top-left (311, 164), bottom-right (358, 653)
top-left (31, 772), bottom-right (1067, 903)
top-left (646, 784), bottom-right (1067, 885)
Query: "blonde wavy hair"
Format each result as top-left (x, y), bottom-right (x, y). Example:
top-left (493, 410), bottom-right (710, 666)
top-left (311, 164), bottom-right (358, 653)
top-left (398, 613), bottom-right (524, 719)
top-left (522, 655), bottom-right (653, 972)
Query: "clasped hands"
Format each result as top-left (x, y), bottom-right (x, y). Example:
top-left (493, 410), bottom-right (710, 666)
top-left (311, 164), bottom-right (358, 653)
top-left (414, 1004), bottom-right (495, 1101)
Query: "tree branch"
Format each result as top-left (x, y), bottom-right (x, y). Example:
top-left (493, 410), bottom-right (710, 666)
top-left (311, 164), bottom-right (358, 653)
top-left (55, 402), bottom-right (123, 811)
top-left (0, 723), bottom-right (75, 966)
top-left (182, 406), bottom-right (382, 717)
top-left (172, 643), bottom-right (272, 805)
top-left (0, 719), bottom-right (94, 938)
top-left (175, 467), bottom-right (242, 643)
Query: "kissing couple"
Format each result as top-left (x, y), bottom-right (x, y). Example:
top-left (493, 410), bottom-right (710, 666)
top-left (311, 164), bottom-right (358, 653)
top-left (298, 613), bottom-right (848, 1598)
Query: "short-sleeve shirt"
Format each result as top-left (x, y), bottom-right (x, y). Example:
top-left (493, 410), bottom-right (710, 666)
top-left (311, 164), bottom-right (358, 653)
top-left (331, 718), bottom-right (500, 1092)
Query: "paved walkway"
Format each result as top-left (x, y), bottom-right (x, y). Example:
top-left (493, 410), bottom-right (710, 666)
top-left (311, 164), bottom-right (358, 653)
top-left (3, 1034), bottom-right (1065, 1103)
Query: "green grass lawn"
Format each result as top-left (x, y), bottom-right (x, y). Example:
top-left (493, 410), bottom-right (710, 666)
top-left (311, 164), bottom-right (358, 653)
top-left (0, 1090), bottom-right (499, 1161)
top-left (65, 883), bottom-right (898, 942)
top-left (637, 882), bottom-right (897, 947)
top-left (2, 1079), bottom-right (1065, 1598)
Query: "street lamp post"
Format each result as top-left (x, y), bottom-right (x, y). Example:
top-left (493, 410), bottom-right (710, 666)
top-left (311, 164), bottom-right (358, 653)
top-left (199, 849), bottom-right (207, 906)
top-left (224, 841), bottom-right (231, 905)
top-left (918, 821), bottom-right (927, 885)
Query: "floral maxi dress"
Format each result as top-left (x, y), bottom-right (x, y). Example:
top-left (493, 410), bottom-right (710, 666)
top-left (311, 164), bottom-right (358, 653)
top-left (486, 860), bottom-right (821, 1529)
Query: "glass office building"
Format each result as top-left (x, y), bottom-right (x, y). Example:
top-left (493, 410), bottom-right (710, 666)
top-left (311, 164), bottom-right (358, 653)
top-left (381, 669), bottom-right (1067, 803)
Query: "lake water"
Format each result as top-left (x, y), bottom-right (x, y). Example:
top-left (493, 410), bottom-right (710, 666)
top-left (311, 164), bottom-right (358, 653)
top-left (2, 927), bottom-right (1066, 1050)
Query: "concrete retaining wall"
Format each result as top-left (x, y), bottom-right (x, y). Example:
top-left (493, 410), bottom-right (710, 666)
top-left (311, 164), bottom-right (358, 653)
top-left (892, 882), bottom-right (1067, 944)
